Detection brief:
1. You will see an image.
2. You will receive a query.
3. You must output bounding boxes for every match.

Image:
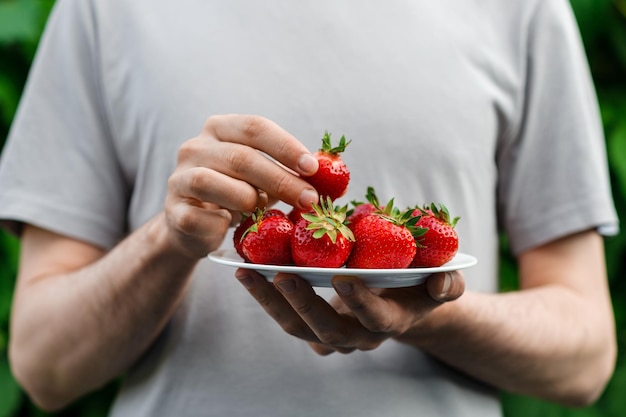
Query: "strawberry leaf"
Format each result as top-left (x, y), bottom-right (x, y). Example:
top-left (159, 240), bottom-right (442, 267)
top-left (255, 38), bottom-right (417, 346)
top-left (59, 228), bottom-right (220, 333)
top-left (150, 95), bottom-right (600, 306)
top-left (321, 131), bottom-right (352, 154)
top-left (301, 197), bottom-right (355, 243)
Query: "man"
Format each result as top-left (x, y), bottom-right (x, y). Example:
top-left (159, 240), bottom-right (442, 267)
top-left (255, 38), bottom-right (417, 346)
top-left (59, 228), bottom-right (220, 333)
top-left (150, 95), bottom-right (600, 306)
top-left (0, 0), bottom-right (619, 416)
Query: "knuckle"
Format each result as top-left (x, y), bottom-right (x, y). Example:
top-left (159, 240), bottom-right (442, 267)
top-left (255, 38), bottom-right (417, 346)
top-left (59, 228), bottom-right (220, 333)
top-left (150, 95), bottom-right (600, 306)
top-left (241, 115), bottom-right (269, 140)
top-left (358, 339), bottom-right (383, 352)
top-left (281, 322), bottom-right (308, 338)
top-left (271, 173), bottom-right (294, 198)
top-left (172, 207), bottom-right (198, 235)
top-left (316, 330), bottom-right (347, 347)
top-left (186, 168), bottom-right (209, 196)
top-left (254, 291), bottom-right (275, 310)
top-left (292, 300), bottom-right (315, 317)
top-left (176, 138), bottom-right (198, 164)
top-left (203, 115), bottom-right (221, 133)
top-left (365, 316), bottom-right (395, 334)
top-left (313, 347), bottom-right (335, 356)
top-left (167, 171), bottom-right (180, 193)
top-left (224, 146), bottom-right (255, 176)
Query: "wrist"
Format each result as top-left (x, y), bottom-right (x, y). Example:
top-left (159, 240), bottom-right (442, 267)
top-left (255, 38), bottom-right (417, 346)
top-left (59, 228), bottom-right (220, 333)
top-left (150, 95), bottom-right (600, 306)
top-left (395, 292), bottom-right (471, 349)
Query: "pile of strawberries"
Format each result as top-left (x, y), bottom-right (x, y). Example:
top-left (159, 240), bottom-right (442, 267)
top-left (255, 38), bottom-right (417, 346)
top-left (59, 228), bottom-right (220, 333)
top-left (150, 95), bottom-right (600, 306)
top-left (233, 132), bottom-right (460, 269)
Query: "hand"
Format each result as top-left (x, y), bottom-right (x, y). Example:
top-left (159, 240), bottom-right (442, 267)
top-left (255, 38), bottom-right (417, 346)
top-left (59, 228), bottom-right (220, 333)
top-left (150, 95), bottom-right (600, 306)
top-left (164, 115), bottom-right (319, 258)
top-left (235, 269), bottom-right (465, 355)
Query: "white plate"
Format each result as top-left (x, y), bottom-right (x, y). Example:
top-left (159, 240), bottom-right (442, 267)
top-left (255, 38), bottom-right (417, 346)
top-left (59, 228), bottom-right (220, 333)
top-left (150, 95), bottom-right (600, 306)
top-left (208, 249), bottom-right (477, 288)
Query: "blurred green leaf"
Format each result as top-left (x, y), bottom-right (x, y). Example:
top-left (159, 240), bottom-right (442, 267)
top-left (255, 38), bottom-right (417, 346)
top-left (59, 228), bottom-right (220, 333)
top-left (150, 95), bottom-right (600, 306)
top-left (0, 355), bottom-right (21, 417)
top-left (0, 230), bottom-right (19, 322)
top-left (498, 234), bottom-right (519, 292)
top-left (0, 71), bottom-right (20, 126)
top-left (614, 0), bottom-right (626, 20)
top-left (604, 1), bottom-right (626, 71)
top-left (570, 0), bottom-right (613, 48)
top-left (0, 0), bottom-right (41, 44)
top-left (606, 116), bottom-right (626, 199)
top-left (597, 364), bottom-right (626, 416)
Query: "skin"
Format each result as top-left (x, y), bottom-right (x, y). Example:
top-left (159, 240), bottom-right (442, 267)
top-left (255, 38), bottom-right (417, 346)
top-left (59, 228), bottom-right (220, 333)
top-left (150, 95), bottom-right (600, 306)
top-left (8, 115), bottom-right (616, 411)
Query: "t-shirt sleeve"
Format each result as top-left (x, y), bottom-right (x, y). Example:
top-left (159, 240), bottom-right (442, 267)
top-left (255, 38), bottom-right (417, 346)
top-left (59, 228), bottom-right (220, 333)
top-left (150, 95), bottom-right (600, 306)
top-left (496, 0), bottom-right (619, 256)
top-left (0, 0), bottom-right (129, 250)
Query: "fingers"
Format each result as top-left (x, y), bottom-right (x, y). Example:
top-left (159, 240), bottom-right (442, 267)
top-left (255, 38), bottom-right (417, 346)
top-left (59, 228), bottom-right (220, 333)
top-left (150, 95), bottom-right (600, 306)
top-left (204, 115), bottom-right (318, 176)
top-left (426, 271), bottom-right (465, 303)
top-left (309, 342), bottom-right (355, 356)
top-left (164, 114), bottom-right (319, 258)
top-left (330, 274), bottom-right (464, 339)
top-left (235, 269), bottom-right (465, 356)
top-left (272, 274), bottom-right (383, 351)
top-left (330, 277), bottom-right (399, 334)
top-left (330, 276), bottom-right (438, 337)
top-left (163, 199), bottom-right (232, 257)
top-left (235, 270), bottom-right (385, 353)
top-left (177, 138), bottom-right (316, 210)
top-left (234, 269), bottom-right (321, 344)
top-left (168, 166), bottom-right (269, 212)
top-left (198, 115), bottom-right (319, 210)
top-left (173, 115), bottom-right (320, 211)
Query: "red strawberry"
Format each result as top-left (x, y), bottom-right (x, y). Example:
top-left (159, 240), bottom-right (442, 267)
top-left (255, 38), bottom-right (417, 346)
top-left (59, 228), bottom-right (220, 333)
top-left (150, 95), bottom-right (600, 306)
top-left (233, 214), bottom-right (254, 261)
top-left (346, 200), bottom-right (420, 269)
top-left (347, 186), bottom-right (381, 230)
top-left (233, 209), bottom-right (286, 261)
top-left (291, 197), bottom-right (355, 267)
top-left (409, 203), bottom-right (459, 267)
top-left (287, 206), bottom-right (313, 225)
top-left (305, 131), bottom-right (351, 201)
top-left (241, 208), bottom-right (294, 265)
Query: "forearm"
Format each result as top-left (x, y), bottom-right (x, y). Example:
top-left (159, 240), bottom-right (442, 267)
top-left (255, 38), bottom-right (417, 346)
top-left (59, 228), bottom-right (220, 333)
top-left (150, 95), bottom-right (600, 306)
top-left (10, 213), bottom-right (199, 410)
top-left (400, 286), bottom-right (616, 406)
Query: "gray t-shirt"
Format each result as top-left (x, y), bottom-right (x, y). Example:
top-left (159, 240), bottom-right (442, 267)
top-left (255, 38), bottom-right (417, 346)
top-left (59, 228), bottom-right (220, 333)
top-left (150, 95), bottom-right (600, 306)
top-left (0, 0), bottom-right (618, 416)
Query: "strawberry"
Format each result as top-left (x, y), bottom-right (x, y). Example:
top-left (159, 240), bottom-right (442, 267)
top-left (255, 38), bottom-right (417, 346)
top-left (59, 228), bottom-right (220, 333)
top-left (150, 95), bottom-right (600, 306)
top-left (233, 213), bottom-right (255, 261)
top-left (347, 186), bottom-right (380, 230)
top-left (241, 208), bottom-right (294, 265)
top-left (305, 131), bottom-right (351, 201)
top-left (233, 209), bottom-right (286, 261)
top-left (291, 197), bottom-right (355, 267)
top-left (287, 206), bottom-right (312, 225)
top-left (346, 200), bottom-right (422, 269)
top-left (409, 203), bottom-right (460, 267)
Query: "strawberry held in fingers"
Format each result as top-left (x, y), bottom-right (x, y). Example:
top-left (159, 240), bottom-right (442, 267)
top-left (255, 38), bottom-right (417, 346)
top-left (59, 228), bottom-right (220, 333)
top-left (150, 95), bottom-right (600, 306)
top-left (305, 131), bottom-right (351, 201)
top-left (291, 197), bottom-right (355, 268)
top-left (346, 200), bottom-right (422, 269)
top-left (409, 203), bottom-right (460, 267)
top-left (241, 208), bottom-right (294, 265)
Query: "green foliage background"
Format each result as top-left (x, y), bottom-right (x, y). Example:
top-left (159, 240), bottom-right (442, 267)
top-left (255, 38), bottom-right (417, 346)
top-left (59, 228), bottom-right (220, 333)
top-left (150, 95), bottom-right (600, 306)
top-left (0, 1), bottom-right (624, 416)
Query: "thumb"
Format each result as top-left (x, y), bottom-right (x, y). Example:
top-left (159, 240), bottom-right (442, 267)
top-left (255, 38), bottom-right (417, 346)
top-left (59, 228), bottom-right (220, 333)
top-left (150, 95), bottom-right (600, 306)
top-left (426, 271), bottom-right (465, 303)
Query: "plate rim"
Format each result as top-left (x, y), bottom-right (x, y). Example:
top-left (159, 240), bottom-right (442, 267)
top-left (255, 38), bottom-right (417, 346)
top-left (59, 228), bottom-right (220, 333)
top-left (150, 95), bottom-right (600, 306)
top-left (208, 248), bottom-right (478, 276)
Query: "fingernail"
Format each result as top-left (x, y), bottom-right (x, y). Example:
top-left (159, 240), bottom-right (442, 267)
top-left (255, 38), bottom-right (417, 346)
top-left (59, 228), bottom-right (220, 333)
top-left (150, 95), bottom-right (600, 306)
top-left (276, 279), bottom-right (296, 293)
top-left (298, 188), bottom-right (318, 209)
top-left (235, 270), bottom-right (254, 289)
top-left (256, 189), bottom-right (269, 208)
top-left (439, 272), bottom-right (452, 298)
top-left (297, 153), bottom-right (318, 175)
top-left (333, 281), bottom-right (353, 295)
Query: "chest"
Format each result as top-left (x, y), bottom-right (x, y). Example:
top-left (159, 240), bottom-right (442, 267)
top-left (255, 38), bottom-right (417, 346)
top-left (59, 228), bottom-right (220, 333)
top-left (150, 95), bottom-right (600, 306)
top-left (99, 1), bottom-right (521, 228)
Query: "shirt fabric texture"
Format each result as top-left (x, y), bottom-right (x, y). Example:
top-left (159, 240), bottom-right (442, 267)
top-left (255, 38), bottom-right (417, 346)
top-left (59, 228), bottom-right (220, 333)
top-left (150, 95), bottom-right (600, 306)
top-left (0, 0), bottom-right (619, 416)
